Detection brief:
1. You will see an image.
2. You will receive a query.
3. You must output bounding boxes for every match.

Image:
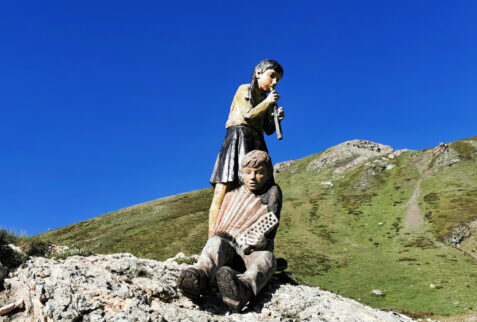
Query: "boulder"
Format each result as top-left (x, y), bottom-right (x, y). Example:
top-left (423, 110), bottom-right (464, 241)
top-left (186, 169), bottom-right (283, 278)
top-left (0, 253), bottom-right (413, 321)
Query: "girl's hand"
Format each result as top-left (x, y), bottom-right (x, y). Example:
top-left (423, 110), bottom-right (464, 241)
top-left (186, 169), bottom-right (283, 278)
top-left (266, 89), bottom-right (280, 104)
top-left (277, 106), bottom-right (285, 121)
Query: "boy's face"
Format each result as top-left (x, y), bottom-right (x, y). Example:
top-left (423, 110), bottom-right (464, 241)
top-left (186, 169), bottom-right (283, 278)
top-left (242, 165), bottom-right (269, 192)
top-left (256, 69), bottom-right (281, 92)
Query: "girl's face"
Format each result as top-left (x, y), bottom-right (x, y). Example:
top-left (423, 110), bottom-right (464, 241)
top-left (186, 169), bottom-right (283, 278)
top-left (256, 69), bottom-right (282, 92)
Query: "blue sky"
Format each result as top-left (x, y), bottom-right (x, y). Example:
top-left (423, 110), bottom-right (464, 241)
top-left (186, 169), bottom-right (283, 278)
top-left (1, 1), bottom-right (476, 235)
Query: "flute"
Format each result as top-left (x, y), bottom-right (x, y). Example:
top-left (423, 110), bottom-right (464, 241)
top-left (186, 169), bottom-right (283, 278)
top-left (269, 89), bottom-right (283, 140)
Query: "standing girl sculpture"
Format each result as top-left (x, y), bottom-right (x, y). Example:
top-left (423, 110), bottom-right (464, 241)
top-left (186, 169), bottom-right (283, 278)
top-left (208, 59), bottom-right (284, 237)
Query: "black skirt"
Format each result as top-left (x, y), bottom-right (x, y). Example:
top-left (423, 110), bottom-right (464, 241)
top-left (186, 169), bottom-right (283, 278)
top-left (210, 125), bottom-right (268, 185)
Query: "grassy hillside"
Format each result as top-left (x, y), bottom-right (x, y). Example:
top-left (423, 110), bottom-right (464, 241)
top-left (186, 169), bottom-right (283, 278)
top-left (42, 188), bottom-right (213, 260)
top-left (40, 137), bottom-right (477, 317)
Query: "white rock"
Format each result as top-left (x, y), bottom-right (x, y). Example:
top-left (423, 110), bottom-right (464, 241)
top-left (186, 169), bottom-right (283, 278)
top-left (320, 181), bottom-right (334, 188)
top-left (394, 149), bottom-right (410, 157)
top-left (371, 289), bottom-right (385, 297)
top-left (7, 244), bottom-right (25, 255)
top-left (1, 253), bottom-right (413, 321)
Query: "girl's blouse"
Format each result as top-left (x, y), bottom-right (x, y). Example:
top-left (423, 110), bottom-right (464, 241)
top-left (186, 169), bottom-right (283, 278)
top-left (225, 84), bottom-right (275, 135)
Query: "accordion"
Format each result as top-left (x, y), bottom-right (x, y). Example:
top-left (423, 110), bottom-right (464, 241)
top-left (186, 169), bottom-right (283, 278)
top-left (213, 186), bottom-right (278, 249)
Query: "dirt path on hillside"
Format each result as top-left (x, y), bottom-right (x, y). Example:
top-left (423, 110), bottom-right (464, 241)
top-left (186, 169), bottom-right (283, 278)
top-left (404, 150), bottom-right (433, 231)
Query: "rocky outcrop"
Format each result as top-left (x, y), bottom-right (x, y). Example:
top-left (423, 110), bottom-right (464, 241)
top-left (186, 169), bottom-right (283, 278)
top-left (307, 140), bottom-right (394, 173)
top-left (430, 143), bottom-right (460, 170)
top-left (273, 160), bottom-right (295, 176)
top-left (444, 223), bottom-right (471, 246)
top-left (0, 253), bottom-right (413, 321)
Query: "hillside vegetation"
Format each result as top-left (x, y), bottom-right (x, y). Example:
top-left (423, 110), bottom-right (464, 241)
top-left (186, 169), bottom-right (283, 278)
top-left (40, 136), bottom-right (477, 317)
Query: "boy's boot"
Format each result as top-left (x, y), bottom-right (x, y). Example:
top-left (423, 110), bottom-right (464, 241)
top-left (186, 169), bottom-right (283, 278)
top-left (177, 267), bottom-right (208, 301)
top-left (216, 266), bottom-right (252, 312)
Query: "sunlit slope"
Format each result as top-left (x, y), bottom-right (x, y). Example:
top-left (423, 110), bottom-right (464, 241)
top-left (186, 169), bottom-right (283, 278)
top-left (41, 137), bottom-right (477, 316)
top-left (42, 188), bottom-right (213, 260)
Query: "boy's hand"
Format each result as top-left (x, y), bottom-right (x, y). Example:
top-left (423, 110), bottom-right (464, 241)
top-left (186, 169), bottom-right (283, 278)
top-left (246, 233), bottom-right (267, 249)
top-left (266, 89), bottom-right (280, 104)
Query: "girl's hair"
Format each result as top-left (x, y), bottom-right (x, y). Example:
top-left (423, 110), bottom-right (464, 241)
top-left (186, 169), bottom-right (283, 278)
top-left (249, 59), bottom-right (283, 107)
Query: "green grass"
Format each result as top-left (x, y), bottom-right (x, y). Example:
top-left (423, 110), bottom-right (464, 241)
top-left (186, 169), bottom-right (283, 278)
top-left (174, 256), bottom-right (197, 265)
top-left (420, 153), bottom-right (477, 241)
top-left (47, 245), bottom-right (93, 260)
top-left (37, 136), bottom-right (477, 316)
top-left (0, 229), bottom-right (51, 268)
top-left (42, 188), bottom-right (213, 261)
top-left (0, 229), bottom-right (26, 268)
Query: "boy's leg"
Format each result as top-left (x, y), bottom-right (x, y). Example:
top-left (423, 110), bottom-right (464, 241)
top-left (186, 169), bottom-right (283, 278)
top-left (239, 250), bottom-right (277, 296)
top-left (216, 250), bottom-right (276, 311)
top-left (208, 183), bottom-right (229, 238)
top-left (177, 236), bottom-right (235, 298)
top-left (196, 236), bottom-right (235, 280)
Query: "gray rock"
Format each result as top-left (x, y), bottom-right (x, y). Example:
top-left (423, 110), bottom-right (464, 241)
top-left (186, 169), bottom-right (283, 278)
top-left (1, 253), bottom-right (413, 321)
top-left (308, 140), bottom-right (394, 173)
top-left (430, 143), bottom-right (461, 169)
top-left (444, 223), bottom-right (471, 246)
top-left (274, 160), bottom-right (295, 176)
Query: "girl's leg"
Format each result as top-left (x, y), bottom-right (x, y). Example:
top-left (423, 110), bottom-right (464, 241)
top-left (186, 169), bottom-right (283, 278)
top-left (208, 183), bottom-right (229, 238)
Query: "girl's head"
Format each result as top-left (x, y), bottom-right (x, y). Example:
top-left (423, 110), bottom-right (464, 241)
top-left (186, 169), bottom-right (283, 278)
top-left (252, 59), bottom-right (284, 83)
top-left (249, 59), bottom-right (283, 105)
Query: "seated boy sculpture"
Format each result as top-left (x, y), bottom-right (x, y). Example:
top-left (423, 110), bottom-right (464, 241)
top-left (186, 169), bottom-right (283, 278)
top-left (177, 150), bottom-right (282, 311)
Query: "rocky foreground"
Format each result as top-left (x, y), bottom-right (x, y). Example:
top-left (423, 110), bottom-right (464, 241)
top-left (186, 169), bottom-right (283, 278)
top-left (0, 253), bottom-right (413, 321)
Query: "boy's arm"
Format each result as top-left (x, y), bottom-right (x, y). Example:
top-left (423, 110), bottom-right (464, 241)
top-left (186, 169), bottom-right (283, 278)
top-left (244, 185), bottom-right (282, 253)
top-left (263, 185), bottom-right (282, 244)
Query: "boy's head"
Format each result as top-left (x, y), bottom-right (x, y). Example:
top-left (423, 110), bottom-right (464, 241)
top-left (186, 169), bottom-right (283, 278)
top-left (241, 150), bottom-right (273, 192)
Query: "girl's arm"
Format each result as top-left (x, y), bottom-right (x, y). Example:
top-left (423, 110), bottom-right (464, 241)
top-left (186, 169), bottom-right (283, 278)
top-left (244, 88), bottom-right (279, 120)
top-left (244, 98), bottom-right (272, 120)
top-left (263, 108), bottom-right (276, 135)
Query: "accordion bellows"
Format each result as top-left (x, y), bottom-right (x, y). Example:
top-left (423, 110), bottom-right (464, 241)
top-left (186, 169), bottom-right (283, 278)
top-left (213, 186), bottom-right (270, 241)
